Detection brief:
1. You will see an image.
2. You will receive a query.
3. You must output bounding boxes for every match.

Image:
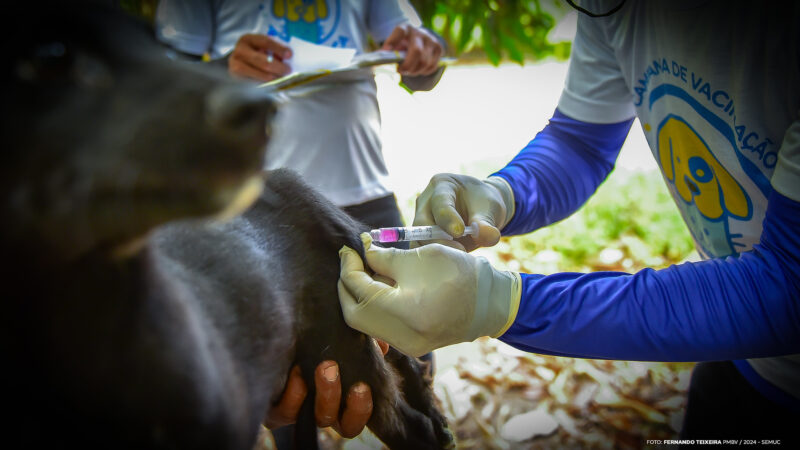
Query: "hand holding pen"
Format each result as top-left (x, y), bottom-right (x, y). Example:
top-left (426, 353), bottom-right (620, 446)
top-left (229, 34), bottom-right (293, 82)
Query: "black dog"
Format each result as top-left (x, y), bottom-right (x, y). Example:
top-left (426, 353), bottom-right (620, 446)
top-left (0, 3), bottom-right (452, 449)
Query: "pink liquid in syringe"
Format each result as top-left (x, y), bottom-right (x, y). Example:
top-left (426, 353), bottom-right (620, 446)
top-left (378, 228), bottom-right (400, 242)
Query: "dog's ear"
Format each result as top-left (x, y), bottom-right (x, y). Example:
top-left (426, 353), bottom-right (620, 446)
top-left (658, 116), bottom-right (696, 184)
top-left (707, 156), bottom-right (749, 219)
top-left (658, 121), bottom-right (677, 183)
top-left (657, 116), bottom-right (749, 219)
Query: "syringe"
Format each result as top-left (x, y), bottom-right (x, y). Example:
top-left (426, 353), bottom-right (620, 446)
top-left (369, 223), bottom-right (479, 243)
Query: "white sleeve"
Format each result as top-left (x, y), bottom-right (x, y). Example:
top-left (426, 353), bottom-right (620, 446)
top-left (557, 11), bottom-right (636, 124)
top-left (367, 0), bottom-right (421, 43)
top-left (772, 114), bottom-right (800, 202)
top-left (155, 0), bottom-right (214, 56)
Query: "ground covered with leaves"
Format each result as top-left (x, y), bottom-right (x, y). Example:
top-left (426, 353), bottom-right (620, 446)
top-left (434, 340), bottom-right (693, 449)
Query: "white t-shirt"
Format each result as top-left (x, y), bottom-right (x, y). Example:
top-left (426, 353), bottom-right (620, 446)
top-left (156, 0), bottom-right (421, 206)
top-left (559, 1), bottom-right (800, 400)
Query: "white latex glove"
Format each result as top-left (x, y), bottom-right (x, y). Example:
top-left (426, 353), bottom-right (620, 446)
top-left (413, 173), bottom-right (515, 252)
top-left (338, 233), bottom-right (522, 358)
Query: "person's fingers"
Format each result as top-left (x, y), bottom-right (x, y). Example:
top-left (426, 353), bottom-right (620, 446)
top-left (339, 245), bottom-right (365, 273)
top-left (429, 180), bottom-right (467, 237)
top-left (460, 183), bottom-right (505, 248)
top-left (229, 58), bottom-right (276, 82)
top-left (338, 247), bottom-right (371, 306)
top-left (263, 365), bottom-right (307, 428)
top-left (339, 246), bottom-right (388, 294)
top-left (383, 25), bottom-right (443, 76)
top-left (374, 339), bottom-right (390, 356)
top-left (338, 246), bottom-right (394, 306)
top-left (336, 382), bottom-right (373, 438)
top-left (337, 279), bottom-right (363, 324)
top-left (426, 238), bottom-right (467, 251)
top-left (259, 59), bottom-right (292, 77)
top-left (412, 188), bottom-right (436, 227)
top-left (372, 273), bottom-right (397, 287)
top-left (229, 50), bottom-right (291, 81)
top-left (351, 234), bottom-right (408, 282)
top-left (230, 35), bottom-right (292, 81)
top-left (421, 41), bottom-right (442, 75)
top-left (381, 25), bottom-right (408, 51)
top-left (358, 231), bottom-right (373, 250)
top-left (398, 33), bottom-right (424, 75)
top-left (397, 28), bottom-right (442, 75)
top-left (314, 361), bottom-right (341, 428)
top-left (239, 34), bottom-right (292, 59)
top-left (468, 218), bottom-right (502, 248)
top-left (412, 32), bottom-right (439, 75)
top-left (361, 245), bottom-right (409, 282)
top-left (452, 235), bottom-right (477, 252)
top-left (420, 28), bottom-right (444, 71)
top-left (239, 43), bottom-right (292, 75)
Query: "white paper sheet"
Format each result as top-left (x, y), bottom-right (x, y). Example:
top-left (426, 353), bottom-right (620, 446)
top-left (286, 37), bottom-right (356, 74)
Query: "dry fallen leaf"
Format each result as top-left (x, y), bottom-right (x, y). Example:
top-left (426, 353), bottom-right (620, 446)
top-left (500, 409), bottom-right (559, 442)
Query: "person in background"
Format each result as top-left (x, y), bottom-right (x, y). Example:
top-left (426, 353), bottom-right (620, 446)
top-left (338, 0), bottom-right (800, 442)
top-left (156, 0), bottom-right (444, 444)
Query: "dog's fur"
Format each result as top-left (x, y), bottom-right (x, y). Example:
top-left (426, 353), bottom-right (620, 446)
top-left (0, 3), bottom-right (452, 449)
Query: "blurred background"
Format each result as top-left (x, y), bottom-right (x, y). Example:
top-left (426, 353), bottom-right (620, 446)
top-left (125, 1), bottom-right (699, 447)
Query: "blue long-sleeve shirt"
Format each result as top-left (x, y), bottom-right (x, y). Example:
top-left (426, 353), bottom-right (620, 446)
top-left (492, 109), bottom-right (800, 363)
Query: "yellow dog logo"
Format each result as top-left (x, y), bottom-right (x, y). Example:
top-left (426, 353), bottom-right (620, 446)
top-left (273, 0), bottom-right (328, 23)
top-left (658, 117), bottom-right (749, 221)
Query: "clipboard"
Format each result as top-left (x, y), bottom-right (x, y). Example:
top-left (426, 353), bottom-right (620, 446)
top-left (259, 50), bottom-right (454, 92)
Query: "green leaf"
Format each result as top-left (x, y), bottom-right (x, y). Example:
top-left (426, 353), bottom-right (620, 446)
top-left (410, 0), bottom-right (569, 65)
top-left (482, 22), bottom-right (501, 66)
top-left (457, 4), bottom-right (478, 52)
top-left (499, 30), bottom-right (524, 64)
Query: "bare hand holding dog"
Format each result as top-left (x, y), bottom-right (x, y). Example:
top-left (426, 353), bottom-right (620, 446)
top-left (265, 340), bottom-right (389, 437)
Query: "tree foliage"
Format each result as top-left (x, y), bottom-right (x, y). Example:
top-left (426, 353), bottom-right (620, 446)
top-left (119, 0), bottom-right (571, 65)
top-left (409, 0), bottom-right (571, 65)
top-left (119, 0), bottom-right (157, 22)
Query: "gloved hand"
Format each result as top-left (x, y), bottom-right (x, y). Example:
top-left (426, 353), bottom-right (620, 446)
top-left (338, 233), bottom-right (522, 357)
top-left (413, 173), bottom-right (515, 252)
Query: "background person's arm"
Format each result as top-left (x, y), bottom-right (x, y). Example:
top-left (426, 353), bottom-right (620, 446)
top-left (382, 24), bottom-right (445, 91)
top-left (369, 0), bottom-right (445, 91)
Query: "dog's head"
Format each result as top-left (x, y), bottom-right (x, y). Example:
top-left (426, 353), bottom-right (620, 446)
top-left (657, 116), bottom-right (749, 220)
top-left (1, 2), bottom-right (277, 263)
